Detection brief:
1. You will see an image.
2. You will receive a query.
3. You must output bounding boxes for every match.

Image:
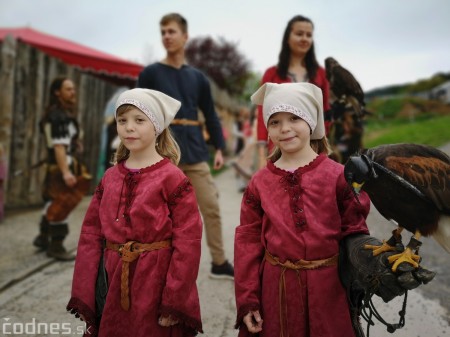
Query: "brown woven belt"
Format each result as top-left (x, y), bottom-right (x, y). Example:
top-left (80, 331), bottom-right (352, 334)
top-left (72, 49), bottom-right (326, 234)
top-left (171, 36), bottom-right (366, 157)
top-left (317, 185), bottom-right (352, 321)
top-left (106, 239), bottom-right (172, 311)
top-left (264, 250), bottom-right (338, 270)
top-left (265, 250), bottom-right (338, 337)
top-left (170, 118), bottom-right (202, 126)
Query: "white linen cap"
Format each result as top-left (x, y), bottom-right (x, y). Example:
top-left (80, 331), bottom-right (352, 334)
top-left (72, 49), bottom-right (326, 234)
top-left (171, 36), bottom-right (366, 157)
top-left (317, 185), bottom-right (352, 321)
top-left (251, 82), bottom-right (325, 140)
top-left (115, 88), bottom-right (181, 136)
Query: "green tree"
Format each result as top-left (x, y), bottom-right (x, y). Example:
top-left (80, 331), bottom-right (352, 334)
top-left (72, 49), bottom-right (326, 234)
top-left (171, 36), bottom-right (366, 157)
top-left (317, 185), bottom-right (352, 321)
top-left (240, 71), bottom-right (262, 103)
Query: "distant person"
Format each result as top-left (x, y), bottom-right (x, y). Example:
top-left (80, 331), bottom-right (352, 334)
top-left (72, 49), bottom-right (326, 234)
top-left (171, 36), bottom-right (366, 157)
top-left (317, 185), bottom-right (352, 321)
top-left (232, 109), bottom-right (246, 156)
top-left (33, 77), bottom-right (91, 260)
top-left (232, 106), bottom-right (256, 192)
top-left (67, 88), bottom-right (203, 336)
top-left (138, 12), bottom-right (234, 279)
top-left (232, 107), bottom-right (253, 156)
top-left (256, 15), bottom-right (330, 169)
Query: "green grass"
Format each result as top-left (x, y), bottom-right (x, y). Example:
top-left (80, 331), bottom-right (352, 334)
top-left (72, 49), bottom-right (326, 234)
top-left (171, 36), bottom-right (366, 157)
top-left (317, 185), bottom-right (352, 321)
top-left (367, 98), bottom-right (406, 119)
top-left (363, 115), bottom-right (450, 148)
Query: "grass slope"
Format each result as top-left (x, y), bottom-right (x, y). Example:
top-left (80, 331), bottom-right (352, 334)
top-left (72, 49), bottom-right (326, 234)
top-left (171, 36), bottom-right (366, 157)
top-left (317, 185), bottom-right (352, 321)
top-left (363, 115), bottom-right (450, 148)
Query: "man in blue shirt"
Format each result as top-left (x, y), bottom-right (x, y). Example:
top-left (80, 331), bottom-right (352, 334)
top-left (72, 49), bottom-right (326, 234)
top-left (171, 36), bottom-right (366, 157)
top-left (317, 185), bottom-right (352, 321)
top-left (138, 13), bottom-right (233, 279)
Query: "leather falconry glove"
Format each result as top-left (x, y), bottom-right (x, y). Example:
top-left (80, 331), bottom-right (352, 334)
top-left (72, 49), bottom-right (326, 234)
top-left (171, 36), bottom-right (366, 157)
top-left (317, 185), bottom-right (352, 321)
top-left (340, 234), bottom-right (435, 302)
top-left (339, 234), bottom-right (435, 337)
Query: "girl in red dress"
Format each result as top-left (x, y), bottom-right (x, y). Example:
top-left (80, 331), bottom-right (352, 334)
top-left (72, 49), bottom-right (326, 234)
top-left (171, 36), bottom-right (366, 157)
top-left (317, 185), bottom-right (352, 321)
top-left (234, 83), bottom-right (370, 337)
top-left (68, 88), bottom-right (203, 337)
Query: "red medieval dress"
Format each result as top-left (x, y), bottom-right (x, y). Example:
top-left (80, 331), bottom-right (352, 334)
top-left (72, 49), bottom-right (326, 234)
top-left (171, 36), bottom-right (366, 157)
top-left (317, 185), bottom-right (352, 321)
top-left (67, 158), bottom-right (203, 337)
top-left (234, 154), bottom-right (370, 337)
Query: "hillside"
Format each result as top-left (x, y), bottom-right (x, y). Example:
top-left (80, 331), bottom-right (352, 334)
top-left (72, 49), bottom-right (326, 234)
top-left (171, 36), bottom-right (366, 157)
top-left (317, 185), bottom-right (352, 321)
top-left (366, 96), bottom-right (450, 120)
top-left (366, 71), bottom-right (450, 99)
top-left (363, 96), bottom-right (450, 148)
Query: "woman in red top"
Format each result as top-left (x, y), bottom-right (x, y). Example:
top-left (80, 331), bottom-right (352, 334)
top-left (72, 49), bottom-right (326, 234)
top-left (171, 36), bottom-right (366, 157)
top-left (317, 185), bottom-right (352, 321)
top-left (257, 15), bottom-right (330, 169)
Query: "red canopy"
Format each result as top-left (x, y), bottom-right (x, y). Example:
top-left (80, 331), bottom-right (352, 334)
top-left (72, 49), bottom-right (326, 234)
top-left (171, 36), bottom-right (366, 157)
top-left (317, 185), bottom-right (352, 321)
top-left (0, 27), bottom-right (144, 83)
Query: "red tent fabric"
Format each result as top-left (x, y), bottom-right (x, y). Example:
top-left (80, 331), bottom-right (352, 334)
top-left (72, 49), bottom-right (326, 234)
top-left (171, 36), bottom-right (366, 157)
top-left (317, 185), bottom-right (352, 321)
top-left (0, 27), bottom-right (144, 82)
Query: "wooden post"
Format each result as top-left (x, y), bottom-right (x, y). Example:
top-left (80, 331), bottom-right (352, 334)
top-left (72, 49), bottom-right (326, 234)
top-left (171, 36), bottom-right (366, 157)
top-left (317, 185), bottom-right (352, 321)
top-left (0, 35), bottom-right (17, 204)
top-left (29, 50), bottom-right (46, 203)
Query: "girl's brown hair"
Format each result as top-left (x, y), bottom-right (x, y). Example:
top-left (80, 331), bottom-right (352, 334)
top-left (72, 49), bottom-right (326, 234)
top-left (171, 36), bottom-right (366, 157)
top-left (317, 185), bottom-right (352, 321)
top-left (268, 137), bottom-right (331, 162)
top-left (113, 105), bottom-right (181, 165)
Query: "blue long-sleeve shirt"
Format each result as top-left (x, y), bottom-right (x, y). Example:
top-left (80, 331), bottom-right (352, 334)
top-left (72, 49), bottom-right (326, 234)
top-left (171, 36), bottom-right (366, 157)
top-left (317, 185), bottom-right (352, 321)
top-left (138, 62), bottom-right (225, 164)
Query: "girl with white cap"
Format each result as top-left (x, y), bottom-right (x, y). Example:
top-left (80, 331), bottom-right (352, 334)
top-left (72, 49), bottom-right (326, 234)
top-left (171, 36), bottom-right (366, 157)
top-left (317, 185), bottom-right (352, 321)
top-left (68, 88), bottom-right (203, 336)
top-left (234, 82), bottom-right (370, 337)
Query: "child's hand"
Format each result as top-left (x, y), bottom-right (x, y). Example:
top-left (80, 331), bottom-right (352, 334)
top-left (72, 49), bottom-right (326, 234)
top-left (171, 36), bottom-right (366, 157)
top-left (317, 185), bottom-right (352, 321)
top-left (243, 310), bottom-right (263, 333)
top-left (158, 315), bottom-right (179, 327)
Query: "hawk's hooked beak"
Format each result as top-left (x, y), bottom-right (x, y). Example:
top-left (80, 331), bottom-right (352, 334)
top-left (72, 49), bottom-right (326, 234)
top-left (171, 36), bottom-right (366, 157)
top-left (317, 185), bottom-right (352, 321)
top-left (352, 182), bottom-right (364, 195)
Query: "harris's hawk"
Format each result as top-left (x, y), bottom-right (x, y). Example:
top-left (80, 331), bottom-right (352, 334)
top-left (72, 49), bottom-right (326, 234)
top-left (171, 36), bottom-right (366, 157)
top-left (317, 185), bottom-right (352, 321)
top-left (344, 143), bottom-right (450, 271)
top-left (325, 57), bottom-right (366, 115)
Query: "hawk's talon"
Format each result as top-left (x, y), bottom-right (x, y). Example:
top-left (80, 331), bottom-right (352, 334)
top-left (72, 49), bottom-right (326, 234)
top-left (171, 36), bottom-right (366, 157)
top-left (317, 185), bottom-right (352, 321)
top-left (388, 247), bottom-right (421, 272)
top-left (364, 240), bottom-right (397, 256)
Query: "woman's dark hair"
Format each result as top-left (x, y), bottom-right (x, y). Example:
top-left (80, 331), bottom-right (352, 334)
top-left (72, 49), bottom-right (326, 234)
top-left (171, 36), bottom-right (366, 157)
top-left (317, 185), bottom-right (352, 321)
top-left (40, 76), bottom-right (68, 127)
top-left (277, 15), bottom-right (319, 81)
top-left (47, 76), bottom-right (69, 110)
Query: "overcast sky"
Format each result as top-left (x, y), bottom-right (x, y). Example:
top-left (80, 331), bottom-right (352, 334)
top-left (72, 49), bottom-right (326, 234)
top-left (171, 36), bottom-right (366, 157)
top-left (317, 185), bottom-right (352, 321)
top-left (1, 0), bottom-right (450, 91)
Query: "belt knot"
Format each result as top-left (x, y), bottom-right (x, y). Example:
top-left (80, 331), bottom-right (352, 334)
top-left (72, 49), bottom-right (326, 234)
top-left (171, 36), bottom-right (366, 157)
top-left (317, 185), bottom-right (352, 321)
top-left (106, 239), bottom-right (172, 311)
top-left (117, 241), bottom-right (140, 263)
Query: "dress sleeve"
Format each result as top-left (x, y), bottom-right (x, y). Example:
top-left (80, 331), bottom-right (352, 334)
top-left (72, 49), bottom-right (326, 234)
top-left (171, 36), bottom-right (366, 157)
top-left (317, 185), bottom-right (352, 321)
top-left (317, 67), bottom-right (331, 112)
top-left (313, 67), bottom-right (332, 135)
top-left (234, 181), bottom-right (265, 329)
top-left (67, 181), bottom-right (104, 335)
top-left (161, 178), bottom-right (203, 334)
top-left (336, 171), bottom-right (370, 238)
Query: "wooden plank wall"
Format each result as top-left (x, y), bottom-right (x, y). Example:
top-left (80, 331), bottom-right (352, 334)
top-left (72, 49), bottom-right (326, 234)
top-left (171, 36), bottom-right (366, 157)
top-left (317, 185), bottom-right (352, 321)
top-left (0, 36), bottom-right (241, 211)
top-left (0, 37), bottom-right (119, 209)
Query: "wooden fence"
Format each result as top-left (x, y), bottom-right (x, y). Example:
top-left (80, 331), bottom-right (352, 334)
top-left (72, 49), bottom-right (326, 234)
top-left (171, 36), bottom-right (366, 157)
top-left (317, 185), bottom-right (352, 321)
top-left (0, 35), bottom-right (120, 209)
top-left (0, 35), bottom-right (243, 211)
